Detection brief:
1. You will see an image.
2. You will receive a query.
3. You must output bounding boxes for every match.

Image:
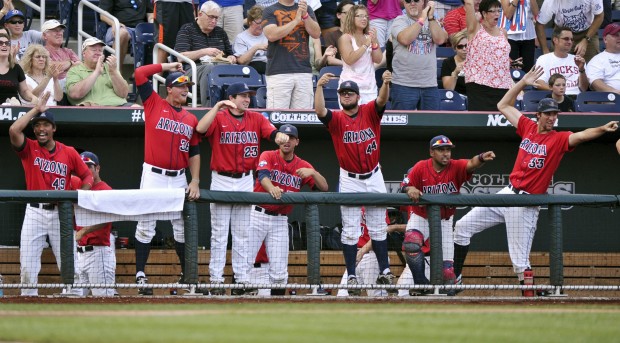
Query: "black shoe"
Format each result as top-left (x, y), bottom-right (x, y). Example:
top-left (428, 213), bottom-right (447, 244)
top-left (376, 272), bottom-right (398, 295)
top-left (137, 276), bottom-right (153, 296)
top-left (347, 276), bottom-right (361, 296)
top-left (231, 282), bottom-right (257, 296)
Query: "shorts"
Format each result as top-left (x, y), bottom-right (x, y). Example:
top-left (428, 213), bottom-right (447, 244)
top-left (154, 2), bottom-right (195, 49)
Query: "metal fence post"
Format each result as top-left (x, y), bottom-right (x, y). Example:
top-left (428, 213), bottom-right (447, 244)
top-left (305, 204), bottom-right (321, 285)
top-left (58, 201), bottom-right (75, 284)
top-left (548, 204), bottom-right (563, 286)
top-left (427, 205), bottom-right (443, 285)
top-left (183, 201), bottom-right (199, 284)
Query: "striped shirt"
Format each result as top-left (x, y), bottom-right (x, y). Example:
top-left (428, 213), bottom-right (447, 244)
top-left (174, 21), bottom-right (234, 66)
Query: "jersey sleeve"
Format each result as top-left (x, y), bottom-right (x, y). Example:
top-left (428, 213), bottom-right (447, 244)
top-left (204, 111), bottom-right (223, 137)
top-left (516, 114), bottom-right (536, 138)
top-left (257, 151), bottom-right (274, 172)
top-left (189, 115), bottom-right (201, 146)
top-left (300, 160), bottom-right (317, 189)
top-left (258, 113), bottom-right (277, 140)
top-left (454, 159), bottom-right (473, 183)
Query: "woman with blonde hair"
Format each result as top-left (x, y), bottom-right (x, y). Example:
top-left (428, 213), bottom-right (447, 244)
top-left (0, 32), bottom-right (36, 105)
top-left (441, 29), bottom-right (468, 95)
top-left (20, 44), bottom-right (62, 106)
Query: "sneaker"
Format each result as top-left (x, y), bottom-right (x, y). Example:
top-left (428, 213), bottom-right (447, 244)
top-left (376, 272), bottom-right (397, 295)
top-left (209, 281), bottom-right (226, 296)
top-left (454, 274), bottom-right (464, 295)
top-left (409, 288), bottom-right (433, 296)
top-left (347, 276), bottom-right (361, 296)
top-left (231, 282), bottom-right (257, 296)
top-left (137, 276), bottom-right (153, 296)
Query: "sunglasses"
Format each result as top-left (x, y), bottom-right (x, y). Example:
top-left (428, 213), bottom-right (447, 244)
top-left (170, 75), bottom-right (190, 85)
top-left (0, 41), bottom-right (10, 47)
top-left (338, 91), bottom-right (357, 97)
top-left (8, 20), bottom-right (24, 24)
top-left (404, 0), bottom-right (421, 3)
top-left (82, 157), bottom-right (97, 165)
top-left (456, 44), bottom-right (467, 49)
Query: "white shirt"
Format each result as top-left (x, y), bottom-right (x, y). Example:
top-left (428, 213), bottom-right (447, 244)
top-left (586, 50), bottom-right (620, 90)
top-left (537, 0), bottom-right (603, 33)
top-left (21, 74), bottom-right (57, 106)
top-left (535, 52), bottom-right (583, 95)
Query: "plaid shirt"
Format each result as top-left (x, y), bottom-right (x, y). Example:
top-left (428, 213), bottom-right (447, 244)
top-left (174, 20), bottom-right (234, 64)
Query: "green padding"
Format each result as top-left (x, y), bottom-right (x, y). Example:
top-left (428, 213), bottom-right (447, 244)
top-left (58, 201), bottom-right (75, 284)
top-left (305, 204), bottom-right (321, 285)
top-left (183, 201), bottom-right (199, 284)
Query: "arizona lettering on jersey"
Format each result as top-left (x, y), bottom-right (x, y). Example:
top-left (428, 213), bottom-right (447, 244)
top-left (269, 170), bottom-right (302, 189)
top-left (33, 157), bottom-right (68, 177)
top-left (342, 128), bottom-right (376, 143)
top-left (155, 118), bottom-right (194, 140)
top-left (219, 131), bottom-right (259, 144)
top-left (519, 139), bottom-right (548, 156)
top-left (423, 182), bottom-right (458, 194)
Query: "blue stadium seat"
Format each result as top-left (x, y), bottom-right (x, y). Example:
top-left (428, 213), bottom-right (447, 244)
top-left (131, 22), bottom-right (155, 96)
top-left (575, 92), bottom-right (620, 112)
top-left (522, 90), bottom-right (549, 112)
top-left (207, 64), bottom-right (264, 106)
top-left (511, 68), bottom-right (525, 82)
top-left (439, 89), bottom-right (466, 111)
top-left (375, 67), bottom-right (386, 90)
top-left (436, 46), bottom-right (455, 59)
top-left (323, 88), bottom-right (340, 110)
top-left (319, 65), bottom-right (342, 89)
top-left (254, 86), bottom-right (267, 108)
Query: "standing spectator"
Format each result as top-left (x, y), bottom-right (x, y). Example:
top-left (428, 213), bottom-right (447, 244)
top-left (441, 29), bottom-right (468, 95)
top-left (263, 0), bottom-right (321, 109)
top-left (323, 0), bottom-right (355, 49)
top-left (368, 0), bottom-right (402, 49)
top-left (534, 27), bottom-right (588, 96)
top-left (246, 124), bottom-right (328, 296)
top-left (535, 0), bottom-right (604, 63)
top-left (586, 23), bottom-right (620, 94)
top-left (443, 0), bottom-right (481, 39)
top-left (391, 0), bottom-right (448, 110)
top-left (0, 32), bottom-right (37, 105)
top-left (132, 62), bottom-right (201, 295)
top-left (154, 0), bottom-right (195, 64)
top-left (233, 5), bottom-right (268, 74)
top-left (314, 0), bottom-right (339, 35)
top-left (209, 0), bottom-right (244, 43)
top-left (338, 5), bottom-right (383, 105)
top-left (453, 67), bottom-right (618, 295)
top-left (195, 82), bottom-right (287, 295)
top-left (4, 9), bottom-right (43, 60)
top-left (546, 73), bottom-right (575, 112)
top-left (463, 0), bottom-right (512, 111)
top-left (9, 93), bottom-right (93, 296)
top-left (100, 0), bottom-right (154, 66)
top-left (74, 151), bottom-right (117, 297)
top-left (42, 19), bottom-right (80, 90)
top-left (314, 71), bottom-right (396, 294)
top-left (175, 1), bottom-right (236, 106)
top-left (19, 44), bottom-right (63, 106)
top-left (435, 0), bottom-right (463, 19)
top-left (499, 0), bottom-right (539, 73)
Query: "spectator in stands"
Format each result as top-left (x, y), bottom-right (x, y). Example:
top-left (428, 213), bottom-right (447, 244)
top-left (323, 0), bottom-right (355, 49)
top-left (255, 0), bottom-right (278, 8)
top-left (546, 73), bottom-right (575, 112)
top-left (535, 0), bottom-right (604, 63)
top-left (0, 0), bottom-right (15, 23)
top-left (100, 0), bottom-right (154, 66)
top-left (441, 29), bottom-right (468, 95)
top-left (463, 0), bottom-right (512, 111)
top-left (434, 0), bottom-right (463, 19)
top-left (368, 0), bottom-right (402, 49)
top-left (311, 37), bottom-right (339, 73)
top-left (4, 9), bottom-right (43, 60)
top-left (338, 4), bottom-right (383, 105)
top-left (534, 27), bottom-right (588, 96)
top-left (0, 33), bottom-right (36, 105)
top-left (66, 37), bottom-right (129, 106)
top-left (586, 23), bottom-right (620, 94)
top-left (263, 0), bottom-right (321, 109)
top-left (444, 0), bottom-right (481, 39)
top-left (19, 44), bottom-right (63, 106)
top-left (391, 0), bottom-right (448, 110)
top-left (42, 20), bottom-right (79, 90)
top-left (209, 0), bottom-right (244, 43)
top-left (314, 0), bottom-right (339, 35)
top-left (499, 0), bottom-right (538, 73)
top-left (175, 1), bottom-right (236, 106)
top-left (233, 5), bottom-right (268, 74)
top-left (154, 0), bottom-right (195, 64)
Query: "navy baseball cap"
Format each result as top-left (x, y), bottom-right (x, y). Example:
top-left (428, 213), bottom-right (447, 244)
top-left (80, 151), bottom-right (99, 166)
top-left (279, 124), bottom-right (298, 138)
top-left (31, 112), bottom-right (55, 127)
top-left (537, 98), bottom-right (560, 113)
top-left (226, 82), bottom-right (256, 97)
top-left (166, 72), bottom-right (195, 87)
top-left (338, 80), bottom-right (359, 95)
top-left (430, 135), bottom-right (455, 149)
top-left (4, 9), bottom-right (25, 21)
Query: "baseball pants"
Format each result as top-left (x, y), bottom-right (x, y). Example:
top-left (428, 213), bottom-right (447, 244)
top-left (135, 163), bottom-right (187, 244)
top-left (246, 207), bottom-right (289, 284)
top-left (249, 262), bottom-right (271, 296)
top-left (406, 213), bottom-right (455, 261)
top-left (396, 257), bottom-right (429, 297)
top-left (77, 245), bottom-right (116, 296)
top-left (209, 171), bottom-right (253, 283)
top-left (453, 186), bottom-right (540, 274)
top-left (337, 251), bottom-right (387, 297)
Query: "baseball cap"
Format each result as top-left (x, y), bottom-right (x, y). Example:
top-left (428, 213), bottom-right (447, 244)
top-left (338, 80), bottom-right (360, 95)
top-left (279, 124), bottom-right (298, 138)
top-left (31, 112), bottom-right (55, 127)
top-left (165, 72), bottom-right (195, 87)
top-left (226, 82), bottom-right (256, 97)
top-left (42, 19), bottom-right (66, 32)
top-left (82, 37), bottom-right (105, 51)
top-left (429, 135), bottom-right (455, 149)
top-left (537, 98), bottom-right (560, 113)
top-left (4, 9), bottom-right (25, 21)
top-left (603, 23), bottom-right (620, 38)
top-left (80, 151), bottom-right (100, 166)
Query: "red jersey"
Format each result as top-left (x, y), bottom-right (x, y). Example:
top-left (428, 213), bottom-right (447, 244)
top-left (510, 115), bottom-right (573, 194)
top-left (75, 181), bottom-right (113, 247)
top-left (205, 109), bottom-right (276, 173)
top-left (255, 150), bottom-right (317, 215)
top-left (16, 139), bottom-right (92, 191)
top-left (136, 64), bottom-right (200, 170)
top-left (320, 101), bottom-right (383, 174)
top-left (402, 159), bottom-right (472, 219)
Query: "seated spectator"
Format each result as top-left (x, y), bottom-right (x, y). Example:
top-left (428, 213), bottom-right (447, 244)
top-left (545, 73), bottom-right (575, 112)
top-left (444, 0), bottom-right (481, 39)
top-left (42, 19), bottom-right (80, 89)
top-left (311, 37), bottom-right (339, 73)
top-left (534, 27), bottom-right (588, 96)
top-left (586, 23), bottom-right (620, 94)
top-left (233, 5), bottom-right (267, 74)
top-left (100, 0), bottom-right (154, 65)
top-left (66, 37), bottom-right (129, 106)
top-left (175, 1), bottom-right (236, 105)
top-left (4, 10), bottom-right (43, 60)
top-left (0, 32), bottom-right (36, 104)
top-left (19, 44), bottom-right (63, 106)
top-left (441, 29), bottom-right (468, 95)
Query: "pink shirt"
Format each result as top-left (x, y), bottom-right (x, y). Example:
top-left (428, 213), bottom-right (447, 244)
top-left (464, 27), bottom-right (512, 89)
top-left (46, 46), bottom-right (80, 80)
top-left (368, 0), bottom-right (402, 21)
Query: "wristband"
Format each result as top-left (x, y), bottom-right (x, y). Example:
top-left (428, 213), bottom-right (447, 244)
top-left (478, 153), bottom-right (485, 163)
top-left (301, 13), bottom-right (309, 20)
top-left (371, 43), bottom-right (379, 50)
top-left (417, 18), bottom-right (425, 27)
top-left (579, 69), bottom-right (585, 73)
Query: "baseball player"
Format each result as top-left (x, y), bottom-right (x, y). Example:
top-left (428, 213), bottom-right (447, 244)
top-left (134, 63), bottom-right (201, 295)
top-left (453, 66), bottom-right (619, 294)
top-left (9, 92), bottom-right (93, 296)
top-left (245, 124), bottom-right (328, 296)
top-left (250, 242), bottom-right (271, 296)
top-left (401, 135), bottom-right (494, 295)
top-left (314, 71), bottom-right (396, 293)
top-left (196, 82), bottom-right (288, 295)
top-left (73, 151), bottom-right (116, 297)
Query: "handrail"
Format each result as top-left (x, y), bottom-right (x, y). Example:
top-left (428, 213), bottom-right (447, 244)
top-left (21, 0), bottom-right (44, 31)
top-left (153, 43), bottom-right (198, 108)
top-left (77, 0), bottom-right (120, 71)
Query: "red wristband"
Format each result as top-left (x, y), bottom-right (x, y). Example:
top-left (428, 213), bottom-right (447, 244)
top-left (371, 43), bottom-right (379, 51)
top-left (301, 13), bottom-right (309, 20)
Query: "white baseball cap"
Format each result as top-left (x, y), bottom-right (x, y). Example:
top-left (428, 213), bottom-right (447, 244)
top-left (82, 37), bottom-right (105, 51)
top-left (42, 19), bottom-right (66, 32)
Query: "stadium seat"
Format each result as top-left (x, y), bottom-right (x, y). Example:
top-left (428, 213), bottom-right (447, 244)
top-left (254, 86), bottom-right (267, 108)
top-left (511, 68), bottom-right (525, 82)
top-left (436, 46), bottom-right (455, 59)
top-left (438, 89), bottom-right (466, 111)
top-left (323, 88), bottom-right (340, 110)
top-left (207, 64), bottom-right (264, 106)
top-left (131, 22), bottom-right (155, 96)
top-left (375, 67), bottom-right (386, 89)
top-left (522, 90), bottom-right (549, 112)
top-left (575, 92), bottom-right (620, 112)
top-left (318, 65), bottom-right (342, 89)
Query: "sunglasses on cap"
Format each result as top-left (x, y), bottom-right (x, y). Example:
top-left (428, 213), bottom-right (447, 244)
top-left (170, 75), bottom-right (190, 84)
top-left (82, 157), bottom-right (97, 164)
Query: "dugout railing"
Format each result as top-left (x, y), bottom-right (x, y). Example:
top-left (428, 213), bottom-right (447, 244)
top-left (0, 190), bottom-right (618, 296)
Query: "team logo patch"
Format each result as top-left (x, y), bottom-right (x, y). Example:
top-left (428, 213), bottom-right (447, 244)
top-left (402, 177), bottom-right (410, 184)
top-left (258, 160), bottom-right (268, 167)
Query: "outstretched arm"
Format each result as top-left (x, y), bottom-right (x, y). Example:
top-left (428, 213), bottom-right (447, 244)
top-left (568, 121), bottom-right (619, 149)
top-left (466, 151), bottom-right (496, 173)
top-left (498, 66), bottom-right (544, 128)
top-left (376, 70), bottom-right (392, 108)
top-left (195, 100), bottom-right (236, 134)
top-left (314, 73), bottom-right (333, 118)
top-left (9, 92), bottom-right (50, 149)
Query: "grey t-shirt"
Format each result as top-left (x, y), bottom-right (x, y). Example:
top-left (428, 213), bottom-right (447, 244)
top-left (233, 30), bottom-right (268, 63)
top-left (390, 14), bottom-right (437, 88)
top-left (12, 30), bottom-right (43, 60)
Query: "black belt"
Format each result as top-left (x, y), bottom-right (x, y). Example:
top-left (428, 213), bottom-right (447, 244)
top-left (217, 171), bottom-right (251, 179)
top-left (508, 183), bottom-right (529, 195)
top-left (254, 262), bottom-right (263, 268)
top-left (77, 245), bottom-right (94, 253)
top-left (29, 203), bottom-right (56, 210)
top-left (347, 165), bottom-right (380, 180)
top-left (254, 205), bottom-right (285, 217)
top-left (151, 167), bottom-right (185, 177)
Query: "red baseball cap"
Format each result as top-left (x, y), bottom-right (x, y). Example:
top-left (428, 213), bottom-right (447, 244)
top-left (603, 23), bottom-right (620, 38)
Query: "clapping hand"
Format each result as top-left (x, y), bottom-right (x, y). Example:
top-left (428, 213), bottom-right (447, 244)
top-left (522, 65), bottom-right (544, 86)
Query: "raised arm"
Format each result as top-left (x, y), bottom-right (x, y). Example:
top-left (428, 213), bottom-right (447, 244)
top-left (314, 72), bottom-right (333, 118)
top-left (195, 100), bottom-right (236, 134)
top-left (568, 121), bottom-right (619, 149)
top-left (9, 92), bottom-right (50, 148)
top-left (464, 0), bottom-right (479, 39)
top-left (106, 55), bottom-right (129, 99)
top-left (376, 70), bottom-right (391, 108)
top-left (498, 66), bottom-right (544, 127)
top-left (465, 151), bottom-right (495, 173)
